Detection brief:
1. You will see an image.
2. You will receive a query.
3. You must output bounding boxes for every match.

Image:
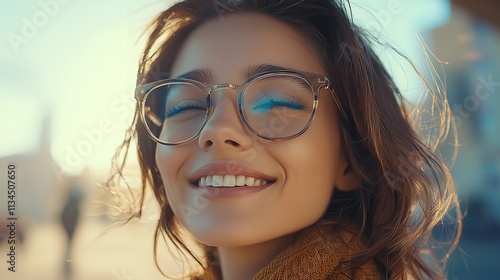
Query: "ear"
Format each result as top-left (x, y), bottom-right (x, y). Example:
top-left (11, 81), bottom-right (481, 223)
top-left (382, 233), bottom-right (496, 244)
top-left (335, 155), bottom-right (359, 191)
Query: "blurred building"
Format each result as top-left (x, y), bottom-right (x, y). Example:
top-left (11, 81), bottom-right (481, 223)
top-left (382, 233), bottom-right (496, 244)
top-left (431, 4), bottom-right (500, 234)
top-left (452, 0), bottom-right (500, 29)
top-left (0, 114), bottom-right (62, 225)
top-left (429, 3), bottom-right (500, 279)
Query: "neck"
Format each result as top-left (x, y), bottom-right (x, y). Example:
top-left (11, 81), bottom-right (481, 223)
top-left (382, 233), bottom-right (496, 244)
top-left (217, 233), bottom-right (297, 280)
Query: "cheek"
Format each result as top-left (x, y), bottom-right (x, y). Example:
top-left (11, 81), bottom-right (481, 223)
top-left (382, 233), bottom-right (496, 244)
top-left (271, 140), bottom-right (337, 219)
top-left (156, 145), bottom-right (178, 182)
top-left (287, 145), bottom-right (336, 190)
top-left (276, 116), bottom-right (341, 216)
top-left (155, 145), bottom-right (189, 208)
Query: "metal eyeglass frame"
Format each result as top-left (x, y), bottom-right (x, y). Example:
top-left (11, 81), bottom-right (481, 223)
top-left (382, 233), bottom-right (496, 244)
top-left (135, 69), bottom-right (339, 145)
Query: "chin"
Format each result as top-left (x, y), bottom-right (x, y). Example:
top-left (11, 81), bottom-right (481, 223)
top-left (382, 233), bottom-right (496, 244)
top-left (185, 222), bottom-right (270, 247)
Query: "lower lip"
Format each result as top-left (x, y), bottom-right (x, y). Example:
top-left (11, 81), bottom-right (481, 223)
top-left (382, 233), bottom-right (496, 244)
top-left (191, 183), bottom-right (273, 198)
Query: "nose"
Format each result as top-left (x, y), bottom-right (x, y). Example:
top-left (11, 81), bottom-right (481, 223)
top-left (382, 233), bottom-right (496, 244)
top-left (198, 89), bottom-right (252, 151)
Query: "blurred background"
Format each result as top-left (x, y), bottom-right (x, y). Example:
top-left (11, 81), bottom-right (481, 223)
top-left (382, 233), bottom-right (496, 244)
top-left (0, 0), bottom-right (499, 279)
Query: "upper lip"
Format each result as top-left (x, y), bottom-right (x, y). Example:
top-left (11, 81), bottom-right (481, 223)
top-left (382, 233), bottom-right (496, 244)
top-left (189, 162), bottom-right (277, 184)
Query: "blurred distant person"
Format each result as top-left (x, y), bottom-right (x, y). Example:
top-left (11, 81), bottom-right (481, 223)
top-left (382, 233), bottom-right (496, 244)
top-left (60, 185), bottom-right (83, 280)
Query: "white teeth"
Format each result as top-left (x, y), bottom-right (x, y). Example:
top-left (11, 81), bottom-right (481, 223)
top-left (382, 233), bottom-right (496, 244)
top-left (198, 177), bottom-right (206, 187)
top-left (212, 175), bottom-right (223, 187)
top-left (236, 175), bottom-right (246, 186)
top-left (205, 175), bottom-right (212, 186)
top-left (223, 175), bottom-right (236, 186)
top-left (245, 176), bottom-right (254, 186)
top-left (197, 175), bottom-right (272, 187)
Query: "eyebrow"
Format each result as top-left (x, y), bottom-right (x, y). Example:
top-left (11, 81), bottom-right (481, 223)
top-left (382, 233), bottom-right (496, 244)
top-left (174, 63), bottom-right (293, 83)
top-left (243, 64), bottom-right (290, 78)
top-left (176, 68), bottom-right (213, 83)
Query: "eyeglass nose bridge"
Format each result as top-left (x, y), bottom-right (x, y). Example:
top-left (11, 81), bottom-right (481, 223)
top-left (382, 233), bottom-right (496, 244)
top-left (205, 83), bottom-right (242, 114)
top-left (209, 83), bottom-right (237, 92)
top-left (204, 83), bottom-right (243, 122)
top-left (198, 83), bottom-right (250, 144)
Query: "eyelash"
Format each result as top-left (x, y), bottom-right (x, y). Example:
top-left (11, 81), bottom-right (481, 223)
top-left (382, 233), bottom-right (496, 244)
top-left (252, 95), bottom-right (305, 111)
top-left (165, 101), bottom-right (206, 118)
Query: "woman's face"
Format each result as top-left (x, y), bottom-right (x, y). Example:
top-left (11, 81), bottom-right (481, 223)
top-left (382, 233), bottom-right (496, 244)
top-left (156, 12), bottom-right (353, 247)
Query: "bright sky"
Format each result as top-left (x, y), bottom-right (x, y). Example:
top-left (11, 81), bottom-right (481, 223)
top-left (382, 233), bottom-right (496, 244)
top-left (0, 0), bottom-right (449, 175)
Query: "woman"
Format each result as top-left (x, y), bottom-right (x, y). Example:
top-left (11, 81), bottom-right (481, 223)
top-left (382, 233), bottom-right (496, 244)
top-left (110, 0), bottom-right (461, 279)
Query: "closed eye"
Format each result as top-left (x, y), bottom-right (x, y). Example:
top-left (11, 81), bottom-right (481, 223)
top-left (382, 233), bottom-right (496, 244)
top-left (251, 95), bottom-right (305, 112)
top-left (165, 100), bottom-right (206, 118)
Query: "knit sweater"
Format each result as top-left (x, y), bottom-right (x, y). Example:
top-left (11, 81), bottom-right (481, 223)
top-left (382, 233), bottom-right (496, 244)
top-left (252, 225), bottom-right (384, 280)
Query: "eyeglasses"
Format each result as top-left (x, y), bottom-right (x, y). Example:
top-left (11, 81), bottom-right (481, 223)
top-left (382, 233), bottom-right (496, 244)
top-left (135, 70), bottom-right (336, 145)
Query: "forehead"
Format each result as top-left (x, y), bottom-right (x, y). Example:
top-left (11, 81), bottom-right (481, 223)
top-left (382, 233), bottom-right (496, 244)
top-left (170, 12), bottom-right (326, 82)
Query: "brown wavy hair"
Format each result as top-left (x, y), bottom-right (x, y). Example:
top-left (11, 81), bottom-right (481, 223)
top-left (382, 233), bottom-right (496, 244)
top-left (109, 0), bottom-right (462, 279)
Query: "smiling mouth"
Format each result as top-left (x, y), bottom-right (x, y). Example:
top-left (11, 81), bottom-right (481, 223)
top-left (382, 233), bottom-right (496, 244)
top-left (194, 175), bottom-right (275, 188)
